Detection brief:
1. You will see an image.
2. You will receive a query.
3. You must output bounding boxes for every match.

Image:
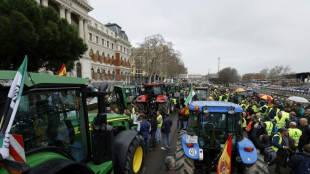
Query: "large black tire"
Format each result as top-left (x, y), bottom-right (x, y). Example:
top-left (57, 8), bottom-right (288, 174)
top-left (124, 135), bottom-right (145, 174)
top-left (158, 101), bottom-right (170, 115)
top-left (243, 153), bottom-right (269, 174)
top-left (175, 131), bottom-right (195, 174)
top-left (136, 103), bottom-right (146, 112)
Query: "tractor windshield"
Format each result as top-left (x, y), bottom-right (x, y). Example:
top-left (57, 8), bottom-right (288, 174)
top-left (145, 86), bottom-right (162, 95)
top-left (188, 112), bottom-right (242, 149)
top-left (194, 89), bottom-right (209, 99)
top-left (125, 88), bottom-right (136, 97)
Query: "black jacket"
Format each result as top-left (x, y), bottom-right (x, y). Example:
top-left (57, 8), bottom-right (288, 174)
top-left (287, 152), bottom-right (310, 174)
top-left (300, 124), bottom-right (310, 146)
top-left (249, 126), bottom-right (270, 153)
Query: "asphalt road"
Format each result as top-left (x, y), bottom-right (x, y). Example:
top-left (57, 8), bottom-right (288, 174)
top-left (141, 111), bottom-right (179, 174)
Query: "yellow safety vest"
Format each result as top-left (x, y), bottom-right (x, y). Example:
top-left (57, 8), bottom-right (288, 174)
top-left (130, 107), bottom-right (135, 119)
top-left (288, 128), bottom-right (302, 146)
top-left (268, 108), bottom-right (280, 116)
top-left (252, 105), bottom-right (259, 113)
top-left (264, 121), bottom-right (274, 136)
top-left (271, 132), bottom-right (282, 152)
top-left (209, 96), bottom-right (213, 99)
top-left (219, 96), bottom-right (223, 101)
top-left (274, 116), bottom-right (286, 129)
top-left (240, 104), bottom-right (246, 108)
top-left (282, 111), bottom-right (290, 120)
top-left (173, 98), bottom-right (177, 105)
top-left (242, 118), bottom-right (247, 128)
top-left (259, 105), bottom-right (268, 116)
top-left (157, 115), bottom-right (163, 128)
top-left (224, 97), bottom-right (229, 102)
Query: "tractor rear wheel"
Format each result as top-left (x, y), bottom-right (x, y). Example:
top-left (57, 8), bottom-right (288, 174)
top-left (124, 135), bottom-right (145, 174)
top-left (170, 100), bottom-right (175, 113)
top-left (243, 153), bottom-right (269, 174)
top-left (158, 101), bottom-right (170, 115)
top-left (175, 131), bottom-right (195, 174)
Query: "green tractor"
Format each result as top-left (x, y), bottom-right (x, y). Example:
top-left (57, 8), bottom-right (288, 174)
top-left (109, 85), bottom-right (138, 113)
top-left (0, 71), bottom-right (145, 174)
top-left (175, 101), bottom-right (269, 174)
top-left (165, 83), bottom-right (181, 108)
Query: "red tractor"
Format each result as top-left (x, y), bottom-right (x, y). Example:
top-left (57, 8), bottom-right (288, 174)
top-left (136, 83), bottom-right (174, 115)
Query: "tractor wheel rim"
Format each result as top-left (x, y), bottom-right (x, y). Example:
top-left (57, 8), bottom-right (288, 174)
top-left (133, 146), bottom-right (143, 173)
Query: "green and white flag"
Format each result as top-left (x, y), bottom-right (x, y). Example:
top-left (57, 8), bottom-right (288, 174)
top-left (0, 56), bottom-right (27, 160)
top-left (184, 88), bottom-right (195, 106)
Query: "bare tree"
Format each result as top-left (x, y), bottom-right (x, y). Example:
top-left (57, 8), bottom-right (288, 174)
top-left (132, 34), bottom-right (187, 82)
top-left (267, 65), bottom-right (291, 81)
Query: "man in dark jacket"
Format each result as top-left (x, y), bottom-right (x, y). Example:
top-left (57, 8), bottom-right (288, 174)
top-left (286, 112), bottom-right (299, 128)
top-left (149, 116), bottom-right (158, 151)
top-left (299, 118), bottom-right (310, 152)
top-left (249, 122), bottom-right (270, 153)
top-left (161, 114), bottom-right (173, 150)
top-left (287, 144), bottom-right (310, 174)
top-left (137, 115), bottom-right (151, 154)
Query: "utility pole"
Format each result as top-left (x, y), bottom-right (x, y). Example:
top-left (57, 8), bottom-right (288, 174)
top-left (218, 57), bottom-right (221, 73)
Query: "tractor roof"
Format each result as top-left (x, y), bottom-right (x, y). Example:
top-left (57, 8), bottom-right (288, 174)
top-left (0, 70), bottom-right (89, 88)
top-left (114, 85), bottom-right (136, 89)
top-left (189, 101), bottom-right (243, 113)
top-left (145, 83), bottom-right (162, 86)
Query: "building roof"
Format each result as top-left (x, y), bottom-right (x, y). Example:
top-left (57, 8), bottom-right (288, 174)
top-left (105, 23), bottom-right (128, 41)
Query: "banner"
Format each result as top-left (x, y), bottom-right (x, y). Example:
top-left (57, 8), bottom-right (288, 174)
top-left (57, 63), bottom-right (67, 76)
top-left (217, 134), bottom-right (232, 174)
top-left (0, 56), bottom-right (28, 160)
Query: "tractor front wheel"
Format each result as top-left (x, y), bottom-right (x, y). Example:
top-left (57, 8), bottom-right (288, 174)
top-left (175, 131), bottom-right (195, 174)
top-left (243, 153), bottom-right (269, 174)
top-left (124, 135), bottom-right (145, 174)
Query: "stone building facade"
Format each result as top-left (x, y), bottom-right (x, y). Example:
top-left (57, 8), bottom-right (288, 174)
top-left (36, 0), bottom-right (131, 86)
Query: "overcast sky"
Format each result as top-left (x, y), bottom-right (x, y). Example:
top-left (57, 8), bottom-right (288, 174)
top-left (89, 0), bottom-right (310, 75)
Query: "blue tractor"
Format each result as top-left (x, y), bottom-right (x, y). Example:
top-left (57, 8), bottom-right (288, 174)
top-left (175, 101), bottom-right (269, 174)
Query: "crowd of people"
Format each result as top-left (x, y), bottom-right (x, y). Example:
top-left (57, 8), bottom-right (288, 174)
top-left (208, 87), bottom-right (310, 174)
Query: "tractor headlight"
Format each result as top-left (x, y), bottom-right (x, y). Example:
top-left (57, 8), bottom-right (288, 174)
top-left (228, 109), bottom-right (235, 115)
top-left (203, 109), bottom-right (209, 114)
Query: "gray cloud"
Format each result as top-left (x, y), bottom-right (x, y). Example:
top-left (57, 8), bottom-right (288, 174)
top-left (89, 0), bottom-right (310, 75)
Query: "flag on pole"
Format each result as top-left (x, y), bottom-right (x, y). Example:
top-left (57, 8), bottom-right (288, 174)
top-left (184, 88), bottom-right (195, 106)
top-left (57, 63), bottom-right (67, 76)
top-left (217, 134), bottom-right (232, 174)
top-left (0, 56), bottom-right (27, 160)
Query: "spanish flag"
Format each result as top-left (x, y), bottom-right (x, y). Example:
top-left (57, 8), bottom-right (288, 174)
top-left (57, 64), bottom-right (67, 76)
top-left (217, 134), bottom-right (232, 174)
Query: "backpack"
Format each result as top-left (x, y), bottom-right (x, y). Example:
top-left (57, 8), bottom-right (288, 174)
top-left (263, 146), bottom-right (276, 163)
top-left (297, 155), bottom-right (310, 174)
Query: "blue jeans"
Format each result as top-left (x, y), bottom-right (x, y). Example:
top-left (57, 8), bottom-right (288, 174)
top-left (143, 137), bottom-right (148, 154)
top-left (179, 120), bottom-right (184, 130)
top-left (183, 120), bottom-right (188, 129)
top-left (162, 133), bottom-right (170, 148)
top-left (151, 131), bottom-right (156, 147)
top-left (156, 127), bottom-right (161, 143)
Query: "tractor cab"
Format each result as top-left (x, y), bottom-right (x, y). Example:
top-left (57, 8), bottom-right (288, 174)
top-left (175, 101), bottom-right (268, 174)
top-left (110, 85), bottom-right (137, 113)
top-left (193, 87), bottom-right (210, 100)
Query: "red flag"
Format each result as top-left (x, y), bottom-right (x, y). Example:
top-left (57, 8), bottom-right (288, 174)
top-left (57, 64), bottom-right (67, 76)
top-left (217, 134), bottom-right (232, 174)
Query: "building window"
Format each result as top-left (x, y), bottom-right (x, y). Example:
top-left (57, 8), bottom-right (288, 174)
top-left (89, 49), bottom-right (93, 58)
top-left (89, 33), bottom-right (92, 41)
top-left (95, 51), bottom-right (99, 62)
top-left (107, 41), bottom-right (109, 48)
top-left (112, 43), bottom-right (114, 50)
top-left (91, 68), bottom-right (95, 79)
top-left (102, 39), bottom-right (104, 45)
top-left (97, 69), bottom-right (100, 80)
top-left (76, 63), bottom-right (82, 78)
top-left (96, 36), bottom-right (98, 43)
top-left (120, 46), bottom-right (123, 52)
top-left (95, 23), bottom-right (98, 28)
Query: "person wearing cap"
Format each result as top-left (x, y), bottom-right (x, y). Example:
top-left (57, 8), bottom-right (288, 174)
top-left (271, 128), bottom-right (289, 174)
top-left (159, 156), bottom-right (180, 174)
top-left (259, 101), bottom-right (268, 121)
top-left (268, 105), bottom-right (280, 119)
top-left (286, 112), bottom-right (299, 129)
